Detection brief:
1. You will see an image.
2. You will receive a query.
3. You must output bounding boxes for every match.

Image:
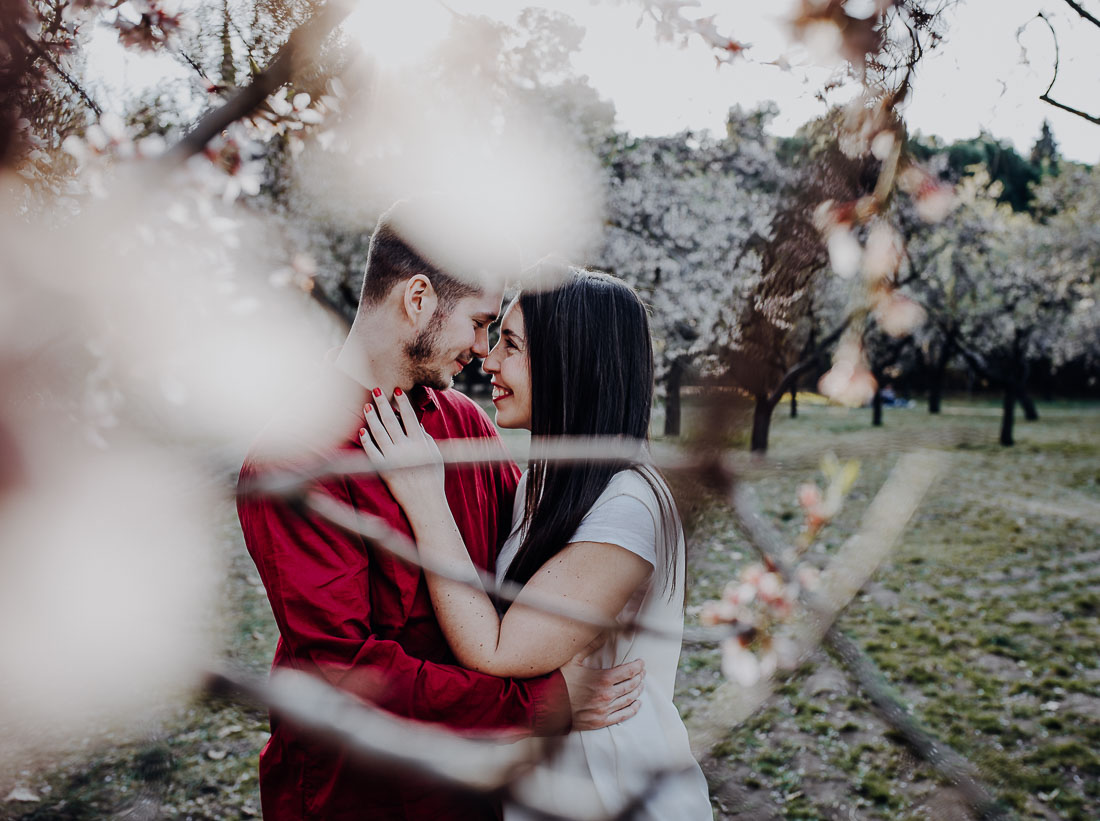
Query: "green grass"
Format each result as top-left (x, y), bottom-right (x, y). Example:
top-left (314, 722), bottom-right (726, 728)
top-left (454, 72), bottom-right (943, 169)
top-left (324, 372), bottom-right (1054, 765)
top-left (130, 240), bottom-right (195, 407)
top-left (2, 397), bottom-right (1098, 820)
top-left (673, 398), bottom-right (1100, 819)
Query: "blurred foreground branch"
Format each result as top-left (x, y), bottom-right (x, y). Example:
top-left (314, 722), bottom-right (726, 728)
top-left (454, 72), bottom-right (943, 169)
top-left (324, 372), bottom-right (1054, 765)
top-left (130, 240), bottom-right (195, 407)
top-left (205, 667), bottom-right (547, 791)
top-left (305, 489), bottom-right (685, 642)
top-left (205, 667), bottom-right (699, 821)
top-left (707, 452), bottom-right (1008, 820)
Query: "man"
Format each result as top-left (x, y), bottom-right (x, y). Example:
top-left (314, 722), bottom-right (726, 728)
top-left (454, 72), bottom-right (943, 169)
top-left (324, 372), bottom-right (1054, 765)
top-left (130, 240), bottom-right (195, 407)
top-left (237, 210), bottom-right (644, 820)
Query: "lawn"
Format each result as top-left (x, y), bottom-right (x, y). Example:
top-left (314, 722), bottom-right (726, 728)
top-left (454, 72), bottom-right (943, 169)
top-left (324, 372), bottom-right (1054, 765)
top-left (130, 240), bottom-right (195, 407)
top-left (2, 398), bottom-right (1097, 820)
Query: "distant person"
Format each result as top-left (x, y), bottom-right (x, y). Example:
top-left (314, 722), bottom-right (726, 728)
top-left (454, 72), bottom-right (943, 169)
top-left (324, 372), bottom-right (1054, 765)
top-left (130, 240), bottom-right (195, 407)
top-left (880, 383), bottom-right (913, 408)
top-left (237, 211), bottom-right (644, 821)
top-left (360, 270), bottom-right (712, 820)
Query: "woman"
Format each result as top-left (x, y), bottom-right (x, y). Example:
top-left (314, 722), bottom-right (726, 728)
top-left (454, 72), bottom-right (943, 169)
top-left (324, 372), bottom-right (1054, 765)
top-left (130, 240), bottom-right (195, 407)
top-left (360, 270), bottom-right (711, 820)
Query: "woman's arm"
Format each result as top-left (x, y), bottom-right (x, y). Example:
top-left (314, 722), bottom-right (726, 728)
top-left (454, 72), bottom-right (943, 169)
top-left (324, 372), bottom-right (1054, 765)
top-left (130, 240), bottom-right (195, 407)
top-left (361, 391), bottom-right (653, 677)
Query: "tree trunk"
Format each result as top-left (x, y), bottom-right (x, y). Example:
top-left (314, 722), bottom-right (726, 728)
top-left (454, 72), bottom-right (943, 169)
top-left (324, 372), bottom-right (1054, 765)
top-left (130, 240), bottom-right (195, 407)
top-left (1020, 391), bottom-right (1039, 422)
top-left (664, 359), bottom-right (684, 437)
top-left (928, 339), bottom-right (952, 414)
top-left (928, 379), bottom-right (943, 414)
top-left (789, 390), bottom-right (798, 418)
top-left (221, 0), bottom-right (236, 87)
top-left (751, 394), bottom-right (774, 454)
top-left (872, 389), bottom-right (884, 427)
top-left (1000, 385), bottom-right (1016, 447)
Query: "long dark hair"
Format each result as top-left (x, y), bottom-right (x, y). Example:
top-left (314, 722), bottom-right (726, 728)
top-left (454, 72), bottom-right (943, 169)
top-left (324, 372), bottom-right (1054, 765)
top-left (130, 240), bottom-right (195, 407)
top-left (502, 269), bottom-right (680, 598)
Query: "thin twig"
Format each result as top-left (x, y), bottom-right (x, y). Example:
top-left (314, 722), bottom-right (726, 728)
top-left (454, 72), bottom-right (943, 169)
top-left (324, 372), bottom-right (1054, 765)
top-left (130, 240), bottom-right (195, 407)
top-left (1039, 93), bottom-right (1100, 126)
top-left (162, 0), bottom-right (354, 165)
top-left (16, 28), bottom-right (102, 115)
top-left (1029, 11), bottom-right (1100, 126)
top-left (1060, 0), bottom-right (1100, 29)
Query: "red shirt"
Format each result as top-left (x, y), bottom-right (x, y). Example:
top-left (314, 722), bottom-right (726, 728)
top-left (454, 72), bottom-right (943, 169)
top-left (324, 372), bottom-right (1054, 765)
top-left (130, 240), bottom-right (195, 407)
top-left (237, 374), bottom-right (569, 820)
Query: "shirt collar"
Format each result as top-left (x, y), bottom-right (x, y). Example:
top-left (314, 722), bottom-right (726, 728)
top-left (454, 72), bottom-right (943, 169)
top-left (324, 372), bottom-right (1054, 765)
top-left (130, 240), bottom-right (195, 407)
top-left (409, 385), bottom-right (437, 412)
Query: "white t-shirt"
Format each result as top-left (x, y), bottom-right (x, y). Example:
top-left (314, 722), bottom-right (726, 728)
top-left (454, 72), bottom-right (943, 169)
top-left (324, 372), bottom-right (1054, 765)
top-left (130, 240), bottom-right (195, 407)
top-left (496, 468), bottom-right (712, 821)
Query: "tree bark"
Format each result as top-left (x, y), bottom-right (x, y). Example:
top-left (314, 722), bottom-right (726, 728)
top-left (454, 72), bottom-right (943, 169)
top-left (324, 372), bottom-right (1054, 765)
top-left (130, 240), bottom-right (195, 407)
top-left (664, 359), bottom-right (684, 437)
top-left (872, 389), bottom-right (884, 427)
top-left (928, 378), bottom-right (943, 414)
top-left (1000, 385), bottom-right (1016, 446)
top-left (1020, 391), bottom-right (1039, 422)
top-left (789, 390), bottom-right (798, 418)
top-left (221, 0), bottom-right (236, 87)
top-left (751, 394), bottom-right (774, 453)
top-left (928, 336), bottom-right (954, 414)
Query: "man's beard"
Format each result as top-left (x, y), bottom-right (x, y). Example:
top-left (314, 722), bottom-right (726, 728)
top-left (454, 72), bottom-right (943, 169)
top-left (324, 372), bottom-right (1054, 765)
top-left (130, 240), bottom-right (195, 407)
top-left (403, 310), bottom-right (454, 390)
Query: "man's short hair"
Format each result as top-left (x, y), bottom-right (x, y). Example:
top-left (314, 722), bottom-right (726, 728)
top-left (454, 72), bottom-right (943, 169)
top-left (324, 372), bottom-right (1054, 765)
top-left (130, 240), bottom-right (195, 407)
top-left (359, 218), bottom-right (480, 309)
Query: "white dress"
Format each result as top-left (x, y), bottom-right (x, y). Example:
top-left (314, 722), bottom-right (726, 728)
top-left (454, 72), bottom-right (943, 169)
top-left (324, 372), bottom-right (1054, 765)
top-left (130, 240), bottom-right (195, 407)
top-left (497, 468), bottom-right (713, 821)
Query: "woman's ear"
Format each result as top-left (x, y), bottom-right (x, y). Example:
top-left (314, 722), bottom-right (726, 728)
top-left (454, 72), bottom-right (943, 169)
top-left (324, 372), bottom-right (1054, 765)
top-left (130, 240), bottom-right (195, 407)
top-left (403, 274), bottom-right (439, 328)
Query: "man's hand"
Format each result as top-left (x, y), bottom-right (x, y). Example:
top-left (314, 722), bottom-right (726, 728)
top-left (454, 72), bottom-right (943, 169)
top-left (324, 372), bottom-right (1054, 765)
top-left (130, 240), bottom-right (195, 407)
top-left (561, 652), bottom-right (645, 731)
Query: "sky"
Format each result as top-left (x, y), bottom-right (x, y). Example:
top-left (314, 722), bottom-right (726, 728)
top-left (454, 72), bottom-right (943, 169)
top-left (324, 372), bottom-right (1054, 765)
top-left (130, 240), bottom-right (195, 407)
top-left (88, 0), bottom-right (1099, 163)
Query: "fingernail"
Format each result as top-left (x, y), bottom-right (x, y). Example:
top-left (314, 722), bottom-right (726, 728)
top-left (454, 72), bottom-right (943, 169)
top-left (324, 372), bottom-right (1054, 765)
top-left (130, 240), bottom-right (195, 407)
top-left (359, 428), bottom-right (366, 437)
top-left (365, 404), bottom-right (373, 414)
top-left (394, 387), bottom-right (403, 397)
top-left (372, 387), bottom-right (382, 397)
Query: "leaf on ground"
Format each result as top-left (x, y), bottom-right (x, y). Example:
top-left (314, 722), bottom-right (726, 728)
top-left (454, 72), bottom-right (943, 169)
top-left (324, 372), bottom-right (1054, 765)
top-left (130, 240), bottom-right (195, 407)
top-left (5, 787), bottom-right (40, 802)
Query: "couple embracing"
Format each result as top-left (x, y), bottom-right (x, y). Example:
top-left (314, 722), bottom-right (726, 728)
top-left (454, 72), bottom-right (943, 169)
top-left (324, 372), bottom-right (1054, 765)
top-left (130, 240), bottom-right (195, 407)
top-left (238, 206), bottom-right (712, 821)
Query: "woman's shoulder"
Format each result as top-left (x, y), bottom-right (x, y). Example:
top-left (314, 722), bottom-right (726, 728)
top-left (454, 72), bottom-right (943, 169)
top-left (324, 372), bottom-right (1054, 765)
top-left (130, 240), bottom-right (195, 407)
top-left (571, 468), bottom-right (679, 565)
top-left (596, 466), bottom-right (671, 511)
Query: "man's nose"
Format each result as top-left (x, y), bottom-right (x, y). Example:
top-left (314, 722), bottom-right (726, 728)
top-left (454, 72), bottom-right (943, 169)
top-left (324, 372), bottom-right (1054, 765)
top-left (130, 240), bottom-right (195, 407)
top-left (472, 327), bottom-right (490, 358)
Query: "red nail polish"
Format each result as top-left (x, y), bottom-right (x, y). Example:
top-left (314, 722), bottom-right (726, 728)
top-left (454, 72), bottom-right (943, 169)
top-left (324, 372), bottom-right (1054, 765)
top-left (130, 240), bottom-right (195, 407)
top-left (359, 428), bottom-right (366, 437)
top-left (372, 387), bottom-right (382, 397)
top-left (365, 404), bottom-right (373, 413)
top-left (394, 387), bottom-right (403, 397)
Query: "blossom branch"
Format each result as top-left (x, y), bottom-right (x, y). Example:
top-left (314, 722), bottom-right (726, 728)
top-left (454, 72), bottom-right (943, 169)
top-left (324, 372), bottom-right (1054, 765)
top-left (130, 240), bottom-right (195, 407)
top-left (162, 0), bottom-right (354, 165)
top-left (15, 26), bottom-right (103, 115)
top-left (685, 452), bottom-right (940, 739)
top-left (713, 454), bottom-right (1009, 819)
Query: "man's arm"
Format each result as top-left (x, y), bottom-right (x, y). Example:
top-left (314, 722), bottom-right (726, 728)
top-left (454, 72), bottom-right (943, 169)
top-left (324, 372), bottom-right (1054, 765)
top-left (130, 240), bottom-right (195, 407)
top-left (237, 467), bottom-right (573, 735)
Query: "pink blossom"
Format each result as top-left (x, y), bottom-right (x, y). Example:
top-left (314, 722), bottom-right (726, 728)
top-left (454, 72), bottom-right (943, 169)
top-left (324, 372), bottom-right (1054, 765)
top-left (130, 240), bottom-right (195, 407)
top-left (818, 343), bottom-right (877, 407)
top-left (915, 182), bottom-right (956, 223)
top-left (797, 482), bottom-right (823, 511)
top-left (795, 565), bottom-right (820, 591)
top-left (721, 639), bottom-right (762, 687)
top-left (873, 291), bottom-right (926, 336)
top-left (861, 222), bottom-right (903, 282)
top-left (826, 228), bottom-right (862, 278)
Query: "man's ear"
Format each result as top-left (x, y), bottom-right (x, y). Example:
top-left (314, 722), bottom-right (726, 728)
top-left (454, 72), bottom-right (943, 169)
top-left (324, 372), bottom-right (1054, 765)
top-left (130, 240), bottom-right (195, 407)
top-left (402, 274), bottom-right (438, 328)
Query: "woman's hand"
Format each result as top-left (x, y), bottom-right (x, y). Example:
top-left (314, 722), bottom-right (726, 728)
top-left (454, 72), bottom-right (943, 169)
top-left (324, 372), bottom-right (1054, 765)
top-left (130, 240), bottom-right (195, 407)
top-left (359, 387), bottom-right (446, 511)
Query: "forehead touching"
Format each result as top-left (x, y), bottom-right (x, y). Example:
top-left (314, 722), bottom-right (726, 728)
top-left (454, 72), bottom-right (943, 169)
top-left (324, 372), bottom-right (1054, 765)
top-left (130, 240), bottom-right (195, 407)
top-left (452, 288), bottom-right (504, 323)
top-left (500, 300), bottom-right (525, 338)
